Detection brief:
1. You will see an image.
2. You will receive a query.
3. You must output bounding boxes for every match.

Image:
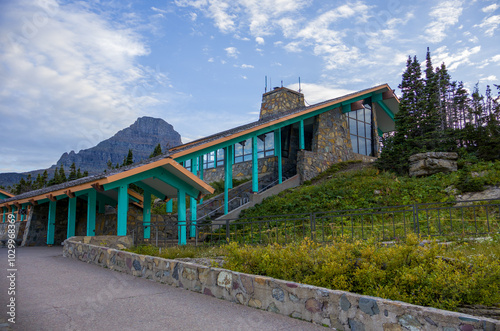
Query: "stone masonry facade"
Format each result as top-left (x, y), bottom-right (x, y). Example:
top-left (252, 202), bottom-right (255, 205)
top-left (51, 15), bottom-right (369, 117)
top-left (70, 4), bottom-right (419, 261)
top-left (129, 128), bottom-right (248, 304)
top-left (202, 156), bottom-right (277, 184)
top-left (64, 238), bottom-right (500, 331)
top-left (260, 87), bottom-right (305, 120)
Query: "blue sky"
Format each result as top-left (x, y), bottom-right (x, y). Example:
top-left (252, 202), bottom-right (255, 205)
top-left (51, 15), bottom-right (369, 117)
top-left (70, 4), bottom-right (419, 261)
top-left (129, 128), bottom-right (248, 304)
top-left (0, 0), bottom-right (499, 173)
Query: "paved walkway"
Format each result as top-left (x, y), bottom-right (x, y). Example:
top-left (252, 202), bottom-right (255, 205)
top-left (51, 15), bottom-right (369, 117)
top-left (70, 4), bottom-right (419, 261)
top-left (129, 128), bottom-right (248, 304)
top-left (0, 247), bottom-right (326, 331)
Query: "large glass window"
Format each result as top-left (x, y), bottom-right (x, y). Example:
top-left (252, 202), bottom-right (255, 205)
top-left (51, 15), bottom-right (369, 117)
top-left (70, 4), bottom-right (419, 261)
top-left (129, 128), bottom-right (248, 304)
top-left (349, 104), bottom-right (374, 156)
top-left (257, 133), bottom-right (274, 158)
top-left (203, 151), bottom-right (215, 169)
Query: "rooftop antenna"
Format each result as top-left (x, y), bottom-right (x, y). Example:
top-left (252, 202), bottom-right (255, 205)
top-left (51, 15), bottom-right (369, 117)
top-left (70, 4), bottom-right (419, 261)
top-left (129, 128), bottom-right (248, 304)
top-left (265, 75), bottom-right (267, 93)
top-left (298, 77), bottom-right (301, 93)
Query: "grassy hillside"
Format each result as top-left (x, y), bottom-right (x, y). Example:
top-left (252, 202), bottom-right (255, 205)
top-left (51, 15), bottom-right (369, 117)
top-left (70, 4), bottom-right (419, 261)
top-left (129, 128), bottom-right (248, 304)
top-left (240, 160), bottom-right (500, 218)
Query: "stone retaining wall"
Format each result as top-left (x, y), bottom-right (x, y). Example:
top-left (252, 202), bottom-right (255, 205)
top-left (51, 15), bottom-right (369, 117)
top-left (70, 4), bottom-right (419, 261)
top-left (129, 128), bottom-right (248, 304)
top-left (63, 238), bottom-right (500, 331)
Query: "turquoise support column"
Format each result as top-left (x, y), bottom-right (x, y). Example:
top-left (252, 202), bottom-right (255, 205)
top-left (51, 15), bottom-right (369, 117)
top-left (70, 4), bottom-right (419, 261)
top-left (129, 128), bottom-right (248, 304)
top-left (67, 197), bottom-right (76, 238)
top-left (117, 184), bottom-right (129, 236)
top-left (2, 207), bottom-right (5, 223)
top-left (199, 155), bottom-right (204, 204)
top-left (274, 128), bottom-right (282, 184)
top-left (143, 190), bottom-right (151, 239)
top-left (252, 136), bottom-right (258, 193)
top-left (87, 189), bottom-right (96, 236)
top-left (11, 206), bottom-right (17, 222)
top-left (228, 144), bottom-right (233, 189)
top-left (299, 119), bottom-right (305, 150)
top-left (47, 200), bottom-right (56, 245)
top-left (190, 157), bottom-right (198, 237)
top-left (166, 199), bottom-right (173, 213)
top-left (214, 150), bottom-right (218, 168)
top-left (224, 146), bottom-right (231, 215)
top-left (177, 188), bottom-right (187, 245)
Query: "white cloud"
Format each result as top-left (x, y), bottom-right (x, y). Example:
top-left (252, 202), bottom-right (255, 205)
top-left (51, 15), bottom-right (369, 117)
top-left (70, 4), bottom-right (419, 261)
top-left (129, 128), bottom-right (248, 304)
top-left (425, 0), bottom-right (463, 43)
top-left (0, 0), bottom-right (161, 171)
top-left (475, 15), bottom-right (500, 36)
top-left (190, 12), bottom-right (198, 21)
top-left (482, 4), bottom-right (499, 13)
top-left (151, 7), bottom-right (169, 14)
top-left (240, 64), bottom-right (254, 69)
top-left (433, 45), bottom-right (481, 71)
top-left (479, 75), bottom-right (497, 83)
top-left (255, 36), bottom-right (264, 44)
top-left (287, 82), bottom-right (353, 104)
top-left (224, 46), bottom-right (239, 58)
top-left (492, 54), bottom-right (500, 62)
top-left (208, 57), bottom-right (214, 62)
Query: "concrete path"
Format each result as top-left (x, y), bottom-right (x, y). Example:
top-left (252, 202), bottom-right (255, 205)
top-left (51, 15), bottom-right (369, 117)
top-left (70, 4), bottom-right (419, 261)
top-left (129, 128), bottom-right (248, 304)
top-left (0, 247), bottom-right (326, 331)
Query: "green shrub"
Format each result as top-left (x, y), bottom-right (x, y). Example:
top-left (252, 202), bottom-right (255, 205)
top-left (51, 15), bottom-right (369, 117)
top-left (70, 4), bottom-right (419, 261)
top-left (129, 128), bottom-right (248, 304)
top-left (222, 235), bottom-right (500, 310)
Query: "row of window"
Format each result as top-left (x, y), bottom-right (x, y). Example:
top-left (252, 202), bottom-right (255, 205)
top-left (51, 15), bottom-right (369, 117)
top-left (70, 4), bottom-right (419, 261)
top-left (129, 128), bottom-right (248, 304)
top-left (184, 132), bottom-right (275, 171)
top-left (184, 105), bottom-right (375, 172)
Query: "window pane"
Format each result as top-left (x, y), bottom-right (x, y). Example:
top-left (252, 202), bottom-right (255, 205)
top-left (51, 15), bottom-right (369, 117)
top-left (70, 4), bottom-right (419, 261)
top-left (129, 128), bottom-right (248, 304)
top-left (350, 135), bottom-right (358, 154)
top-left (235, 156), bottom-right (243, 163)
top-left (258, 151), bottom-right (264, 159)
top-left (366, 139), bottom-right (373, 156)
top-left (257, 138), bottom-right (264, 152)
top-left (356, 108), bottom-right (364, 122)
top-left (359, 138), bottom-right (366, 155)
top-left (349, 118), bottom-right (357, 135)
top-left (358, 121), bottom-right (365, 137)
top-left (365, 123), bottom-right (371, 138)
top-left (364, 108), bottom-right (371, 124)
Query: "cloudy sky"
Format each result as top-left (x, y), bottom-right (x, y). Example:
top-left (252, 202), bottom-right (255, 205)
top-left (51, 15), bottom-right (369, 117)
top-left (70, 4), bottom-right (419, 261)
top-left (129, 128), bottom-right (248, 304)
top-left (0, 0), bottom-right (499, 173)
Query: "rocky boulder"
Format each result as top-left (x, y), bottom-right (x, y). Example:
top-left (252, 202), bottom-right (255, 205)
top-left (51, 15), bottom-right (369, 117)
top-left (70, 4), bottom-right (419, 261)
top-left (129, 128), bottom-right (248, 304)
top-left (409, 152), bottom-right (458, 177)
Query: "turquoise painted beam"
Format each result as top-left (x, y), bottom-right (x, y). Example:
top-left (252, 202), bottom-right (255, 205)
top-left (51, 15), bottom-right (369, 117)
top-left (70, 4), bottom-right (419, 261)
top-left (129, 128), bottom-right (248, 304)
top-left (341, 93), bottom-right (373, 106)
top-left (299, 119), bottom-right (305, 150)
top-left (377, 128), bottom-right (384, 137)
top-left (133, 182), bottom-right (166, 201)
top-left (75, 188), bottom-right (92, 197)
top-left (67, 197), bottom-right (76, 238)
top-left (274, 129), bottom-right (282, 184)
top-left (143, 189), bottom-right (151, 239)
top-left (177, 188), bottom-right (187, 245)
top-left (252, 136), bottom-right (258, 193)
top-left (117, 184), bottom-right (129, 236)
top-left (341, 104), bottom-right (350, 114)
top-left (87, 189), bottom-right (96, 236)
top-left (372, 93), bottom-right (395, 121)
top-left (224, 146), bottom-right (230, 215)
top-left (47, 200), bottom-right (56, 245)
top-left (103, 167), bottom-right (199, 199)
top-left (190, 157), bottom-right (198, 238)
top-left (166, 199), bottom-right (173, 213)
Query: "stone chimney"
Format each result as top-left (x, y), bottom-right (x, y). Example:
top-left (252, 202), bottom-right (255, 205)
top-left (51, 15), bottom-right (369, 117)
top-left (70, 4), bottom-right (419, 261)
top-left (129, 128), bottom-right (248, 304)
top-left (259, 87), bottom-right (305, 120)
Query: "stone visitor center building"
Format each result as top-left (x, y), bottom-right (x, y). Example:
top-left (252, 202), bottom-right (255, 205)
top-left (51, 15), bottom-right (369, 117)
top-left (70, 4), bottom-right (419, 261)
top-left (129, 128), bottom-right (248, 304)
top-left (0, 84), bottom-right (399, 246)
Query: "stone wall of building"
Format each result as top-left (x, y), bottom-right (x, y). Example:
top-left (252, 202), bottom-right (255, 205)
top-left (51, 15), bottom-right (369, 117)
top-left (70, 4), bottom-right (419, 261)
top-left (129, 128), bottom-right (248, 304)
top-left (259, 87), bottom-right (305, 120)
top-left (202, 156), bottom-right (278, 184)
top-left (63, 239), bottom-right (500, 331)
top-left (297, 108), bottom-right (353, 183)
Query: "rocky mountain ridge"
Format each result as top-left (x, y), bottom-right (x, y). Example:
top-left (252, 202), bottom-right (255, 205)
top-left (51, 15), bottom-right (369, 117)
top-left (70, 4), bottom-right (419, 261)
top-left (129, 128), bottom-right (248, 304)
top-left (0, 116), bottom-right (182, 190)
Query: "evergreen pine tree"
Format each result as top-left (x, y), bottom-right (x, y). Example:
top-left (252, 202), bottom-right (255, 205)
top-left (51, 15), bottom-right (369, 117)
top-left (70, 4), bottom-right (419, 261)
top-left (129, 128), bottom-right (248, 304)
top-left (83, 170), bottom-right (89, 177)
top-left (68, 162), bottom-right (77, 181)
top-left (149, 143), bottom-right (162, 158)
top-left (123, 149), bottom-right (134, 166)
top-left (76, 168), bottom-right (82, 179)
top-left (58, 165), bottom-right (67, 183)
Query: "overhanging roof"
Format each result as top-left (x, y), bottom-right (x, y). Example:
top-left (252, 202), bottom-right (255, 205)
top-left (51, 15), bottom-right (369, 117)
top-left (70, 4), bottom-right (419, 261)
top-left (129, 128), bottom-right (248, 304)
top-left (0, 157), bottom-right (214, 209)
top-left (170, 83), bottom-right (399, 162)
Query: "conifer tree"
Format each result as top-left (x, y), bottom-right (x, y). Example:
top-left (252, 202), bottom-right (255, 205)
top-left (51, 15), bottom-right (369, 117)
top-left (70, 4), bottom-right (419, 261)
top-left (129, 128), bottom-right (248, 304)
top-left (123, 149), bottom-right (134, 166)
top-left (58, 165), bottom-right (67, 183)
top-left (149, 143), bottom-right (162, 158)
top-left (68, 162), bottom-right (77, 181)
